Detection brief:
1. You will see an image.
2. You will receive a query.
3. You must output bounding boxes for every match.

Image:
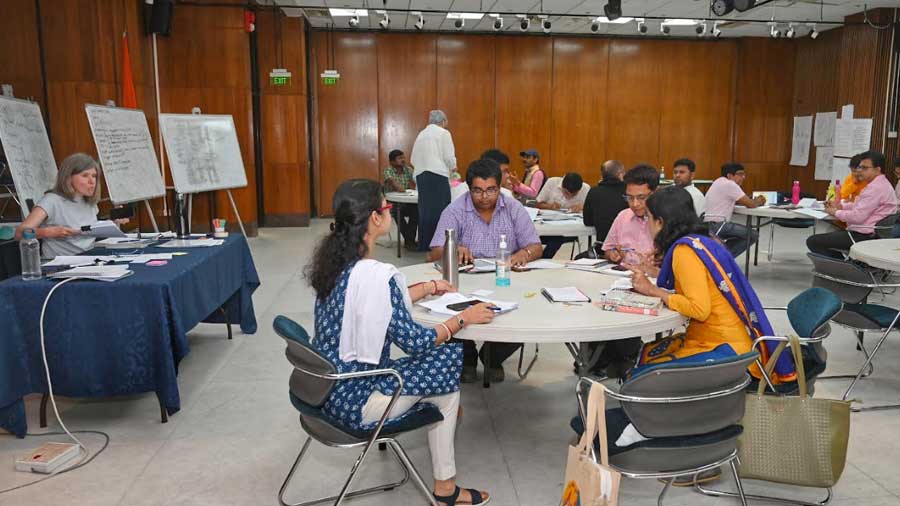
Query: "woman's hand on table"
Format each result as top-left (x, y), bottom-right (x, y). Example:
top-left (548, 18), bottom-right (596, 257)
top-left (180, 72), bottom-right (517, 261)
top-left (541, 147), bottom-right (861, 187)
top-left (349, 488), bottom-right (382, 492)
top-left (431, 279), bottom-right (455, 296)
top-left (461, 303), bottom-right (496, 325)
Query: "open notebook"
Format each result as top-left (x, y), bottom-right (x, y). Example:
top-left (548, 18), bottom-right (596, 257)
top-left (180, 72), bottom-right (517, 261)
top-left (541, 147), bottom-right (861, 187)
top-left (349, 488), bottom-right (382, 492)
top-left (541, 287), bottom-right (591, 303)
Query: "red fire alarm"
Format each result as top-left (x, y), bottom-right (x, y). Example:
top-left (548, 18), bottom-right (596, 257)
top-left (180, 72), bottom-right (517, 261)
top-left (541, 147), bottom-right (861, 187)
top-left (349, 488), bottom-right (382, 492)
top-left (244, 11), bottom-right (256, 33)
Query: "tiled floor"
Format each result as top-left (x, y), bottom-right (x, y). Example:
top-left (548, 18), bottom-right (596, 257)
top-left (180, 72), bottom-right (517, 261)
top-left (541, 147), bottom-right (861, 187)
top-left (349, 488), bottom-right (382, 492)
top-left (2, 222), bottom-right (899, 505)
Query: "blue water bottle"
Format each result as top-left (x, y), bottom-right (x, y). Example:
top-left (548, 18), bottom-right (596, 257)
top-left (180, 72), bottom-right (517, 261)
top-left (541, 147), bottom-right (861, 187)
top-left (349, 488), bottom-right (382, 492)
top-left (496, 234), bottom-right (510, 287)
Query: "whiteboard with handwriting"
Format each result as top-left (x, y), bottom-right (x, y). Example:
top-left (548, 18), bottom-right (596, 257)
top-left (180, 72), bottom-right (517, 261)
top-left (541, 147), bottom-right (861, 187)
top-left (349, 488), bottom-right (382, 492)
top-left (85, 104), bottom-right (166, 204)
top-left (159, 113), bottom-right (248, 193)
top-left (0, 96), bottom-right (57, 210)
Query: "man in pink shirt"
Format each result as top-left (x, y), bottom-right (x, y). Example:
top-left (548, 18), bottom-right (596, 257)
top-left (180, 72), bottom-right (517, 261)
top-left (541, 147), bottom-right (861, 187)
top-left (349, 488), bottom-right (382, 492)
top-left (808, 150), bottom-right (898, 258)
top-left (702, 162), bottom-right (766, 257)
top-left (602, 164), bottom-right (659, 265)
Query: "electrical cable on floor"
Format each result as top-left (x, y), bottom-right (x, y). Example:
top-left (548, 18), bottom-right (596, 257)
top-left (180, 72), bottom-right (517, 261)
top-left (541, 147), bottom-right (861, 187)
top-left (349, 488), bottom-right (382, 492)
top-left (0, 276), bottom-right (111, 495)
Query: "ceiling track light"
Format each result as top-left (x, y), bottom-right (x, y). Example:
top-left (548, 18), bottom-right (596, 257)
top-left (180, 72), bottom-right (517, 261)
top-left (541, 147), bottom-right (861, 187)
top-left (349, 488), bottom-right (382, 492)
top-left (769, 23), bottom-right (780, 38)
top-left (591, 18), bottom-right (601, 32)
top-left (636, 19), bottom-right (647, 34)
top-left (540, 15), bottom-right (551, 33)
top-left (413, 11), bottom-right (424, 30)
top-left (712, 21), bottom-right (722, 37)
top-left (492, 15), bottom-right (503, 31)
top-left (660, 23), bottom-right (670, 35)
top-left (378, 10), bottom-right (389, 29)
top-left (454, 18), bottom-right (465, 30)
top-left (518, 15), bottom-right (530, 31)
top-left (696, 22), bottom-right (707, 36)
top-left (785, 22), bottom-right (795, 38)
top-left (809, 23), bottom-right (819, 39)
top-left (348, 14), bottom-right (359, 28)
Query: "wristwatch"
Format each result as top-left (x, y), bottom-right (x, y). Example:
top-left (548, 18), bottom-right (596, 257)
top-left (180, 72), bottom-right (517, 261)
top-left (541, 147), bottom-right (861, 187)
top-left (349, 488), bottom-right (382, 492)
top-left (456, 315), bottom-right (465, 329)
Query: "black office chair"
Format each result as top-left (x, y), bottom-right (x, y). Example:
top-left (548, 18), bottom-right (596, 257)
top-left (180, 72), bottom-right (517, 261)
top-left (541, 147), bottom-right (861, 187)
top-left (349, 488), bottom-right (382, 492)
top-left (571, 352), bottom-right (758, 506)
top-left (274, 315), bottom-right (442, 506)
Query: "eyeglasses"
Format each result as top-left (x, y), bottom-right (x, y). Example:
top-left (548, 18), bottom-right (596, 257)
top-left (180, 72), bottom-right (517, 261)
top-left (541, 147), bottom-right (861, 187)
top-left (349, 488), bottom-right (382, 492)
top-left (375, 203), bottom-right (393, 213)
top-left (623, 195), bottom-right (650, 203)
top-left (855, 164), bottom-right (875, 170)
top-left (471, 187), bottom-right (500, 197)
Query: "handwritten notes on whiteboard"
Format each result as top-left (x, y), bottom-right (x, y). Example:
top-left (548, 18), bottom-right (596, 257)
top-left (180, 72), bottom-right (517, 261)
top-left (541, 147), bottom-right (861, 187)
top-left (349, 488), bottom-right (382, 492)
top-left (0, 96), bottom-right (57, 211)
top-left (159, 114), bottom-right (248, 194)
top-left (790, 116), bottom-right (813, 166)
top-left (85, 105), bottom-right (165, 204)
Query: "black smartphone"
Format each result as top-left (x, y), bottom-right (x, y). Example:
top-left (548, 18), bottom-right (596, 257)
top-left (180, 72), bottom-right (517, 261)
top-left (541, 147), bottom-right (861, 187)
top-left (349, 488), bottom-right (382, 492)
top-left (446, 300), bottom-right (484, 311)
top-left (611, 264), bottom-right (629, 272)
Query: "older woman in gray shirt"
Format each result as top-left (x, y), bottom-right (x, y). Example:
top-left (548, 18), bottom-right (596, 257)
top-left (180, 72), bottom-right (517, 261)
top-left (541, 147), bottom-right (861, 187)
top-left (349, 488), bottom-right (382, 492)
top-left (16, 153), bottom-right (124, 259)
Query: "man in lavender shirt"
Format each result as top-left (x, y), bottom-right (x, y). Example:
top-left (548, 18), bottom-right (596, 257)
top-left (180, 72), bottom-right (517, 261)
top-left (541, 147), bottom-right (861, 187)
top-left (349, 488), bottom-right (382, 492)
top-left (429, 158), bottom-right (543, 384)
top-left (808, 150), bottom-right (898, 258)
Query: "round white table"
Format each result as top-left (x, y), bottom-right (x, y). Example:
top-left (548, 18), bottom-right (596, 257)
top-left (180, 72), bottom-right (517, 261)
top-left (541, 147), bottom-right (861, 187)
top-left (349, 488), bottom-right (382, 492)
top-left (385, 191), bottom-right (419, 257)
top-left (400, 263), bottom-right (686, 386)
top-left (731, 206), bottom-right (823, 278)
top-left (849, 238), bottom-right (900, 271)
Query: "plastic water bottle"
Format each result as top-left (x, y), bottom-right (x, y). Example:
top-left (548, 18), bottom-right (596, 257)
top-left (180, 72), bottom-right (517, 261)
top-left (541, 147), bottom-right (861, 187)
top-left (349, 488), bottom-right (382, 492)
top-left (833, 178), bottom-right (842, 205)
top-left (495, 234), bottom-right (510, 287)
top-left (19, 228), bottom-right (41, 281)
top-left (791, 181), bottom-right (801, 205)
top-left (659, 166), bottom-right (666, 185)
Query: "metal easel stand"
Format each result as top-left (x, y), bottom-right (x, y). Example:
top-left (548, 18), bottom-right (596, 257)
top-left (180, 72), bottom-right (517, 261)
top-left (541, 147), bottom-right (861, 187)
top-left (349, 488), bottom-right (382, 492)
top-left (143, 199), bottom-right (160, 233)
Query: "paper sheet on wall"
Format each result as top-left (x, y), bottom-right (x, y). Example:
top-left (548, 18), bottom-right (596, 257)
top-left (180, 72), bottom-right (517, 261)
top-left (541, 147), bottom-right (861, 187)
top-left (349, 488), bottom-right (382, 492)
top-left (814, 146), bottom-right (834, 180)
top-left (790, 116), bottom-right (813, 166)
top-left (834, 118), bottom-right (873, 157)
top-left (832, 156), bottom-right (851, 183)
top-left (841, 104), bottom-right (854, 119)
top-left (814, 112), bottom-right (836, 147)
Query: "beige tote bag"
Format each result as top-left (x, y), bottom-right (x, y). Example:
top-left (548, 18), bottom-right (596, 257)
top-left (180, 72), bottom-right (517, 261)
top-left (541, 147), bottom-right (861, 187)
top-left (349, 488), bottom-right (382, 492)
top-left (562, 382), bottom-right (621, 506)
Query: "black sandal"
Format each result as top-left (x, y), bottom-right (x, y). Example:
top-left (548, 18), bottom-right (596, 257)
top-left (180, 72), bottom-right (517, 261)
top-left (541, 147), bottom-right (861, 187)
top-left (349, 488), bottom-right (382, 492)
top-left (433, 486), bottom-right (490, 506)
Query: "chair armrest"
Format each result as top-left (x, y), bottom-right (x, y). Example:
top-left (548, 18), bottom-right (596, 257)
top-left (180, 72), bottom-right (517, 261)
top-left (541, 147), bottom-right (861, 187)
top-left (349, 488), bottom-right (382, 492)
top-left (762, 306), bottom-right (787, 312)
top-left (604, 376), bottom-right (751, 404)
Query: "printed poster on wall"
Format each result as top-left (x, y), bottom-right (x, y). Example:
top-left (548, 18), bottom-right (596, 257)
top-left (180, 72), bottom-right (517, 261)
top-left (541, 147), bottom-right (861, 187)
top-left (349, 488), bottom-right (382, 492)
top-left (814, 112), bottom-right (836, 147)
top-left (790, 116), bottom-right (813, 166)
top-left (814, 146), bottom-right (834, 181)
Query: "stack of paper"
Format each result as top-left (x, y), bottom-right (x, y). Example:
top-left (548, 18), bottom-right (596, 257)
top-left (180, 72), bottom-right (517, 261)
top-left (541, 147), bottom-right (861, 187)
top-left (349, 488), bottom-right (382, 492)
top-left (524, 259), bottom-right (563, 269)
top-left (49, 264), bottom-right (133, 282)
top-left (417, 292), bottom-right (518, 316)
top-left (598, 289), bottom-right (661, 310)
top-left (80, 220), bottom-right (125, 238)
top-left (566, 258), bottom-right (609, 272)
top-left (462, 258), bottom-right (495, 273)
top-left (96, 237), bottom-right (156, 249)
top-left (793, 208), bottom-right (829, 220)
top-left (158, 238), bottom-right (224, 248)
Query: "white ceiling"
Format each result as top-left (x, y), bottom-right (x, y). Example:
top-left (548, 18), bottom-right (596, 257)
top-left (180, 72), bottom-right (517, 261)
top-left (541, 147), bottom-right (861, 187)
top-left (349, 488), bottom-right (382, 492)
top-left (266, 0), bottom-right (898, 38)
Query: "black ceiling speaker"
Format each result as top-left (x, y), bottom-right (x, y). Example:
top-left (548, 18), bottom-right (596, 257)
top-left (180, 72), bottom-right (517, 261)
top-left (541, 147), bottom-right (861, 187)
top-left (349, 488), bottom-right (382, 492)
top-left (604, 0), bottom-right (622, 22)
top-left (145, 0), bottom-right (174, 36)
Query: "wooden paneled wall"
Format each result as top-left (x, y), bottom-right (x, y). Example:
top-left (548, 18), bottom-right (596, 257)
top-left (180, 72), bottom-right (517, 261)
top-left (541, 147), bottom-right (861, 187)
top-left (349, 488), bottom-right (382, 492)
top-left (1, 0), bottom-right (313, 234)
top-left (309, 32), bottom-right (779, 216)
top-left (257, 12), bottom-right (310, 227)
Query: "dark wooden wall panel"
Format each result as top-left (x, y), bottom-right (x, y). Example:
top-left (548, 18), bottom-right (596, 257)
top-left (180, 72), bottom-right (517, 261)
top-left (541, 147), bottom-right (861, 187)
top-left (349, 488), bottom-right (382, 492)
top-left (377, 34), bottom-right (437, 173)
top-left (258, 14), bottom-right (310, 226)
top-left (495, 37), bottom-right (554, 175)
top-left (436, 35), bottom-right (495, 176)
top-left (733, 39), bottom-right (796, 193)
top-left (311, 32), bottom-right (379, 215)
top-left (0, 0), bottom-right (44, 106)
top-left (605, 40), bottom-right (661, 170)
top-left (550, 38), bottom-right (608, 182)
top-left (659, 41), bottom-right (736, 182)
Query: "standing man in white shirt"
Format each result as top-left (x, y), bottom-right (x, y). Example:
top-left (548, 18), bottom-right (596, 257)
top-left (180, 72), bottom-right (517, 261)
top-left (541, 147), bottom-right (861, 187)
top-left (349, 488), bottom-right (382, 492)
top-left (411, 110), bottom-right (457, 252)
top-left (672, 158), bottom-right (705, 217)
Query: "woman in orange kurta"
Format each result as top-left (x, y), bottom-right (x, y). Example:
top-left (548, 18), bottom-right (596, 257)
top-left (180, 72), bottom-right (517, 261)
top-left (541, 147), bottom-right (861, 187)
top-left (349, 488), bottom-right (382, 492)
top-left (629, 186), bottom-right (796, 382)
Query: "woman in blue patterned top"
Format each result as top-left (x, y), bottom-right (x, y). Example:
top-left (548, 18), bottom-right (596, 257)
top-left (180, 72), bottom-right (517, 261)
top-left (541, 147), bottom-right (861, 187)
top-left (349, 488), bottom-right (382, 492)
top-left (306, 179), bottom-right (495, 506)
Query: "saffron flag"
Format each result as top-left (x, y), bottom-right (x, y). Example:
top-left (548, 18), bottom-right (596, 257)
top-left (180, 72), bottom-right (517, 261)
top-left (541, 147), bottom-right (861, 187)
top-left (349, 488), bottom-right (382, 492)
top-left (121, 32), bottom-right (138, 108)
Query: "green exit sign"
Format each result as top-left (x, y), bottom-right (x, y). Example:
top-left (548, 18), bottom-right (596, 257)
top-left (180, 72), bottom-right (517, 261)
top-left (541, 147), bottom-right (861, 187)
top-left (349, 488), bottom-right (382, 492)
top-left (269, 68), bottom-right (292, 87)
top-left (320, 69), bottom-right (340, 86)
top-left (270, 75), bottom-right (290, 86)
